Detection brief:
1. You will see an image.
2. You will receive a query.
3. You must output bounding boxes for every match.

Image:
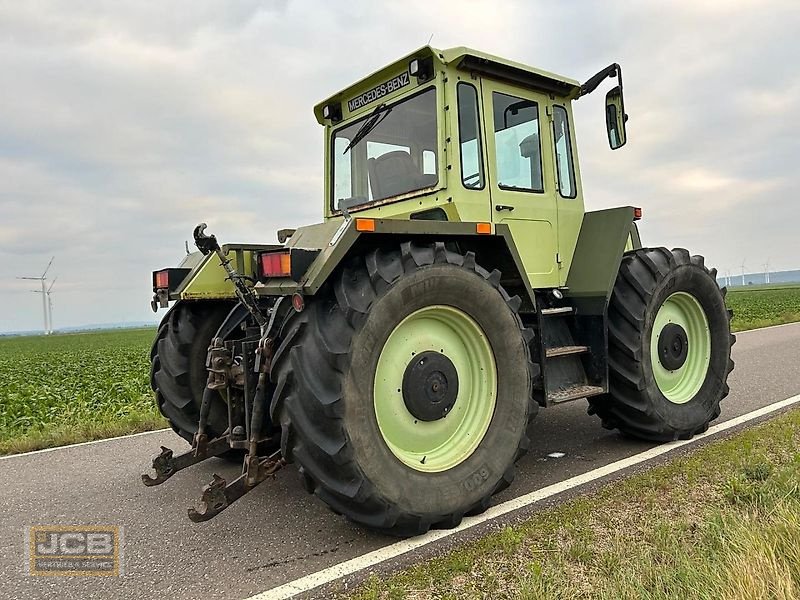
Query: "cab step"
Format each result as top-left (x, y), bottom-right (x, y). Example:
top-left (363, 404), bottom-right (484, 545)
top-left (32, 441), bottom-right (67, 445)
top-left (545, 345), bottom-right (589, 358)
top-left (548, 384), bottom-right (604, 404)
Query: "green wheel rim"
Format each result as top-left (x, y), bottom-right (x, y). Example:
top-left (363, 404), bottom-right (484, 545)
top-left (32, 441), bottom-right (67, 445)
top-left (650, 292), bottom-right (711, 404)
top-left (373, 305), bottom-right (497, 473)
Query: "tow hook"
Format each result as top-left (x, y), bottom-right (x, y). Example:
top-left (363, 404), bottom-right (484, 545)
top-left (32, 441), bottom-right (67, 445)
top-left (151, 290), bottom-right (169, 312)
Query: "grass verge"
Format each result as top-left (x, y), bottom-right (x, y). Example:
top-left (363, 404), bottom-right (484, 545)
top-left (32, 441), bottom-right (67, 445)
top-left (0, 413), bottom-right (166, 455)
top-left (348, 408), bottom-right (800, 600)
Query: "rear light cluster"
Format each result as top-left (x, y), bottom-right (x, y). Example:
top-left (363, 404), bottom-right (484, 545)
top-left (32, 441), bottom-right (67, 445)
top-left (152, 268), bottom-right (191, 292)
top-left (256, 248), bottom-right (318, 282)
top-left (259, 250), bottom-right (291, 278)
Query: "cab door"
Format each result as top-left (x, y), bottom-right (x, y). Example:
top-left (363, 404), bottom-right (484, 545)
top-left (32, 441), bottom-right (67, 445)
top-left (480, 81), bottom-right (560, 289)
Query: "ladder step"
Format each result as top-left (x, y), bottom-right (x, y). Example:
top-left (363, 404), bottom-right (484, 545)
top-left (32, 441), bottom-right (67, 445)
top-left (545, 345), bottom-right (589, 358)
top-left (540, 307), bottom-right (574, 316)
top-left (548, 385), bottom-right (604, 404)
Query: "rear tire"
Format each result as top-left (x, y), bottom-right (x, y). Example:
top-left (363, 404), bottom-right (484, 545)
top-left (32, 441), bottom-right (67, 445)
top-left (270, 242), bottom-right (539, 536)
top-left (150, 301), bottom-right (233, 444)
top-left (588, 248), bottom-right (735, 441)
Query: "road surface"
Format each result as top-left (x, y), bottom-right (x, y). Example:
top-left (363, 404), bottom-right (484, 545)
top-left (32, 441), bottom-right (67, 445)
top-left (1, 322), bottom-right (799, 600)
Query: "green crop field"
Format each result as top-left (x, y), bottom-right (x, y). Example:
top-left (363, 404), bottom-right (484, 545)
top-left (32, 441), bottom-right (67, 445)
top-left (1, 284), bottom-right (799, 455)
top-left (0, 328), bottom-right (164, 454)
top-left (726, 284), bottom-right (800, 331)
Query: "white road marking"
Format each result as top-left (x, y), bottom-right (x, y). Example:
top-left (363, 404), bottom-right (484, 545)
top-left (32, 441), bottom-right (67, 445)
top-left (0, 428), bottom-right (171, 461)
top-left (251, 393), bottom-right (800, 600)
top-left (736, 320), bottom-right (800, 334)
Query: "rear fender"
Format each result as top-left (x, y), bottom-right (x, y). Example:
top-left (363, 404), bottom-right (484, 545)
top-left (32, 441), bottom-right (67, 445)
top-left (258, 218), bottom-right (536, 310)
top-left (175, 244), bottom-right (281, 301)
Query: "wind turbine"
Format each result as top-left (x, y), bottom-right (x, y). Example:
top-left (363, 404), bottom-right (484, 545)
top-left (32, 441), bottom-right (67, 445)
top-left (18, 257), bottom-right (54, 335)
top-left (740, 259), bottom-right (746, 287)
top-left (764, 258), bottom-right (770, 284)
top-left (31, 278), bottom-right (57, 334)
top-left (45, 277), bottom-right (57, 334)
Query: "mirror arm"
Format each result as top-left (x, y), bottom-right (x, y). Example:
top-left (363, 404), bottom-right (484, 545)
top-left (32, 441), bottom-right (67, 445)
top-left (579, 63), bottom-right (621, 98)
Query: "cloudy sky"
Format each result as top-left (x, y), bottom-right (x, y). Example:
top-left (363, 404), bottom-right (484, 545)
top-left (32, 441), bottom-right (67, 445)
top-left (1, 0), bottom-right (798, 332)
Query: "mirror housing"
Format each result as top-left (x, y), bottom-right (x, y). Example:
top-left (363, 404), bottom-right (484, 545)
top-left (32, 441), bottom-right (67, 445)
top-left (579, 63), bottom-right (628, 150)
top-left (605, 86), bottom-right (627, 149)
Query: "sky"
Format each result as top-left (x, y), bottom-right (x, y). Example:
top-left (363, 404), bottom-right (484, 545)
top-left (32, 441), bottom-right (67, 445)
top-left (1, 0), bottom-right (798, 332)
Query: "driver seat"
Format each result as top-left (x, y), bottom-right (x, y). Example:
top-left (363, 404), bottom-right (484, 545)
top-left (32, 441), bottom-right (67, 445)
top-left (368, 151), bottom-right (436, 201)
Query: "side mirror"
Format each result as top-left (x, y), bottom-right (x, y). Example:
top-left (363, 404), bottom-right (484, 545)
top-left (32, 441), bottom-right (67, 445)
top-left (605, 86), bottom-right (627, 149)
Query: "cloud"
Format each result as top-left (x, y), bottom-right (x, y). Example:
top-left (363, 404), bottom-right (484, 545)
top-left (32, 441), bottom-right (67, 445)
top-left (0, 0), bottom-right (798, 331)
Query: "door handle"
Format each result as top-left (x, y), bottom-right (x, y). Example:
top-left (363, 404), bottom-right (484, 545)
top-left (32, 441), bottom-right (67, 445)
top-left (495, 204), bottom-right (515, 212)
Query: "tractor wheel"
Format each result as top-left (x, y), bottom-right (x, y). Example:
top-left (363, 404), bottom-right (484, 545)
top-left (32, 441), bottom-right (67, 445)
top-left (588, 247), bottom-right (735, 441)
top-left (150, 301), bottom-right (234, 445)
top-left (270, 242), bottom-right (538, 536)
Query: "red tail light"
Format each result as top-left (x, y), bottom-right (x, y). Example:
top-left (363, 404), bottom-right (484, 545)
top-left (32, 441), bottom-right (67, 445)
top-left (260, 251), bottom-right (291, 278)
top-left (633, 207), bottom-right (642, 220)
top-left (155, 270), bottom-right (169, 289)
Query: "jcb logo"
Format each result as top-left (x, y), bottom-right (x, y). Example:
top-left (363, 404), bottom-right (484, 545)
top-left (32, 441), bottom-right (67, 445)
top-left (29, 526), bottom-right (122, 576)
top-left (36, 532), bottom-right (114, 555)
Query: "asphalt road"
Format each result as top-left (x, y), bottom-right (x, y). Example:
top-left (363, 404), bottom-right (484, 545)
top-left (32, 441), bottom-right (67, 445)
top-left (2, 322), bottom-right (800, 600)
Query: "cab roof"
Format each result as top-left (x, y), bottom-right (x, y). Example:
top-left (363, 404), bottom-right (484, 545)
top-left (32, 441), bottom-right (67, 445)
top-left (313, 46), bottom-right (582, 124)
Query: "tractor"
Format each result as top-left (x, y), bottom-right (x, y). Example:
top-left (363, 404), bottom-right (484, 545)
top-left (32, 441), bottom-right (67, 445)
top-left (143, 46), bottom-right (735, 536)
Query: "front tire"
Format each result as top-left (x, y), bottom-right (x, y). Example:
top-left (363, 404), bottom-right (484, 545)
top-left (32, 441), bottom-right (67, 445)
top-left (588, 248), bottom-right (735, 441)
top-left (270, 242), bottom-right (538, 536)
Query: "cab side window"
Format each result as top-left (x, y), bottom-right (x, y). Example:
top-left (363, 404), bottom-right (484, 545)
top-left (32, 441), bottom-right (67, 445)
top-left (553, 105), bottom-right (577, 198)
top-left (457, 83), bottom-right (485, 189)
top-left (491, 92), bottom-right (543, 193)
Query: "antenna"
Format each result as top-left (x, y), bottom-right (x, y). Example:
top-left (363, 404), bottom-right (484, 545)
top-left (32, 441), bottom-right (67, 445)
top-left (17, 256), bottom-right (55, 335)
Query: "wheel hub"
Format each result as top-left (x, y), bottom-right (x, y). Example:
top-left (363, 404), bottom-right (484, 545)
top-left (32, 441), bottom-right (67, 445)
top-left (657, 323), bottom-right (689, 370)
top-left (401, 351), bottom-right (459, 421)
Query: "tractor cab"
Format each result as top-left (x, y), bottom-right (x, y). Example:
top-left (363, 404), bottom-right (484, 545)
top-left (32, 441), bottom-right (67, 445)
top-left (315, 46), bottom-right (627, 288)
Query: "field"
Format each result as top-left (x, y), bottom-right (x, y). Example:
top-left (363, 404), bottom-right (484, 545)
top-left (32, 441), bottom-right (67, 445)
top-left (0, 328), bottom-right (164, 454)
top-left (726, 284), bottom-right (800, 331)
top-left (0, 284), bottom-right (799, 455)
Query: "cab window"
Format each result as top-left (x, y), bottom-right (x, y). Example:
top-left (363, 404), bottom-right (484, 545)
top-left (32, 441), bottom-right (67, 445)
top-left (457, 83), bottom-right (484, 189)
top-left (553, 105), bottom-right (577, 198)
top-left (491, 92), bottom-right (543, 193)
top-left (331, 87), bottom-right (438, 211)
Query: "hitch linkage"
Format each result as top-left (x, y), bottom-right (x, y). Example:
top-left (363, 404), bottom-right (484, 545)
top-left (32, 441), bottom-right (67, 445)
top-left (142, 332), bottom-right (281, 519)
top-left (142, 225), bottom-right (286, 521)
top-left (141, 435), bottom-right (233, 486)
top-left (187, 451), bottom-right (286, 522)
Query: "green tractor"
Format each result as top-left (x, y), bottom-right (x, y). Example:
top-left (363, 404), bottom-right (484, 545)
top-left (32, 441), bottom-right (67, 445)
top-left (143, 46), bottom-right (735, 536)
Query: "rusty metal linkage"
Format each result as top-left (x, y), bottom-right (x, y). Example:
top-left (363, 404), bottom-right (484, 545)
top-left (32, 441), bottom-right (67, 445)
top-left (187, 451), bottom-right (286, 522)
top-left (142, 241), bottom-right (288, 521)
top-left (141, 435), bottom-right (234, 486)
